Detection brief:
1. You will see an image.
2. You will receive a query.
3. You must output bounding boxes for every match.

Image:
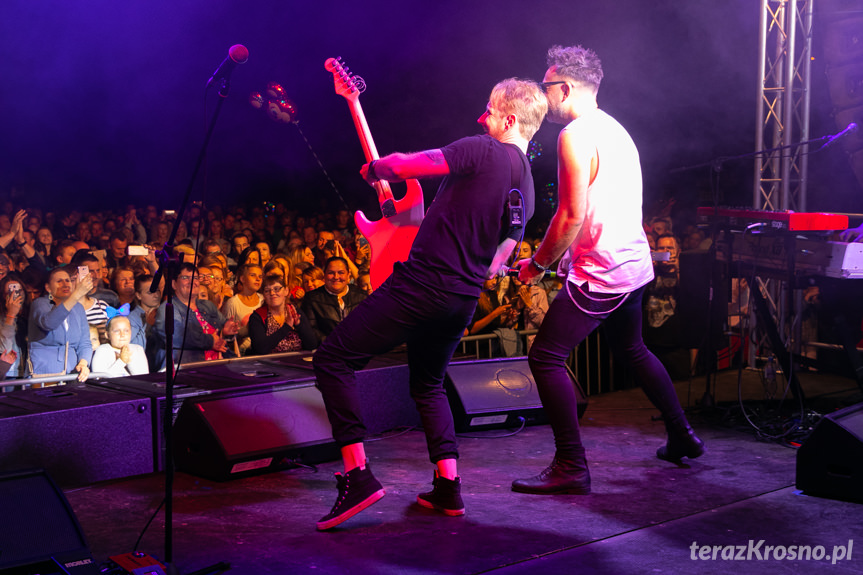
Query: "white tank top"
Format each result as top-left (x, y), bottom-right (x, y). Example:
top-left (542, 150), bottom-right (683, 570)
top-left (563, 109), bottom-right (654, 294)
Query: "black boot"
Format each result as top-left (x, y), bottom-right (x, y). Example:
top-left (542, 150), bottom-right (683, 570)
top-left (657, 419), bottom-right (705, 462)
top-left (512, 453), bottom-right (591, 495)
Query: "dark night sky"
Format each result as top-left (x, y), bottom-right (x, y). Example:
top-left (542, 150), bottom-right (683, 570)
top-left (1, 0), bottom-right (859, 219)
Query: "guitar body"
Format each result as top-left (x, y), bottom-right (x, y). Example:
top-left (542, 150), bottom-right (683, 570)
top-left (355, 178), bottom-right (424, 287)
top-left (326, 57), bottom-right (425, 289)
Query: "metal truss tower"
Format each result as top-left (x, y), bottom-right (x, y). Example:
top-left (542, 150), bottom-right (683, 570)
top-left (754, 0), bottom-right (815, 211)
top-left (750, 1), bottom-right (815, 370)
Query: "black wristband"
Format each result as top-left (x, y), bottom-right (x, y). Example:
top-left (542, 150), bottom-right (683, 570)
top-left (530, 257), bottom-right (548, 273)
top-left (368, 160), bottom-right (379, 181)
top-left (16, 241), bottom-right (25, 247)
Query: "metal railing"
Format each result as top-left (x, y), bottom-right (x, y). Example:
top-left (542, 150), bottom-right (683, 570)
top-left (3, 333), bottom-right (636, 397)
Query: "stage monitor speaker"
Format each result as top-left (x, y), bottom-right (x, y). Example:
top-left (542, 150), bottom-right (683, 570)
top-left (173, 382), bottom-right (339, 481)
top-left (444, 357), bottom-right (586, 432)
top-left (0, 469), bottom-right (100, 574)
top-left (796, 402), bottom-right (863, 503)
top-left (0, 384), bottom-right (153, 487)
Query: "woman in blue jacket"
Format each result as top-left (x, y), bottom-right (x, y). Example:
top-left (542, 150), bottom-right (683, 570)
top-left (28, 266), bottom-right (94, 380)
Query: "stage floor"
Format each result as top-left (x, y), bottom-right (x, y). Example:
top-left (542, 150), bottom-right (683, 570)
top-left (64, 369), bottom-right (863, 575)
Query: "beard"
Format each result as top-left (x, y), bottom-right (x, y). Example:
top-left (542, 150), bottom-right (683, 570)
top-left (545, 100), bottom-right (567, 125)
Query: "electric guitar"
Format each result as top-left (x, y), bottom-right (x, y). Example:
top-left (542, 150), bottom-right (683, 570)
top-left (325, 57), bottom-right (424, 289)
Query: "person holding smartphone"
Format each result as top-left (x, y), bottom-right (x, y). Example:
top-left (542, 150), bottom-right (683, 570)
top-left (0, 273), bottom-right (29, 379)
top-left (28, 266), bottom-right (93, 381)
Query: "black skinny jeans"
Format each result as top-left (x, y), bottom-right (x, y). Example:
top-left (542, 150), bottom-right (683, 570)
top-left (528, 282), bottom-right (685, 459)
top-left (313, 267), bottom-right (477, 463)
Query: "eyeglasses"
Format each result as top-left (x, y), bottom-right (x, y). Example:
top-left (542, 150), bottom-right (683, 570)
top-left (540, 81), bottom-right (567, 92)
top-left (177, 275), bottom-right (200, 283)
top-left (198, 274), bottom-right (215, 281)
top-left (263, 286), bottom-right (284, 295)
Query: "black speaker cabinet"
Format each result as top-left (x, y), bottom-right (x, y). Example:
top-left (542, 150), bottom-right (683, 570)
top-left (0, 469), bottom-right (100, 574)
top-left (444, 357), bottom-right (586, 432)
top-left (796, 402), bottom-right (863, 503)
top-left (173, 382), bottom-right (339, 481)
top-left (0, 384), bottom-right (153, 487)
top-left (90, 358), bottom-right (318, 472)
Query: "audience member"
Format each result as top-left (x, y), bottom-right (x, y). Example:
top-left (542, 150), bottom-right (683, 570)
top-left (222, 263), bottom-right (264, 355)
top-left (129, 273), bottom-right (162, 371)
top-left (255, 241), bottom-right (272, 267)
top-left (0, 273), bottom-right (29, 378)
top-left (300, 257), bottom-right (366, 342)
top-left (70, 252), bottom-right (111, 343)
top-left (301, 265), bottom-right (324, 290)
top-left (333, 209), bottom-right (354, 243)
top-left (106, 232), bottom-right (129, 272)
top-left (28, 267), bottom-right (93, 380)
top-left (153, 262), bottom-right (239, 368)
top-left (111, 267), bottom-right (136, 306)
top-left (236, 247), bottom-right (262, 270)
top-left (91, 315), bottom-right (149, 376)
top-left (199, 257), bottom-right (232, 310)
top-left (357, 273), bottom-right (372, 295)
top-left (248, 276), bottom-right (317, 355)
top-left (469, 277), bottom-right (518, 335)
top-left (229, 232), bottom-right (250, 268)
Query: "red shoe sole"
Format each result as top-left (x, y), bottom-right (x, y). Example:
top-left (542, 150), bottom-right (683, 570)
top-left (316, 488), bottom-right (386, 531)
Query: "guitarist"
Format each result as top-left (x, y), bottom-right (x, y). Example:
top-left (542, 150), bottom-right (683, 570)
top-left (314, 78), bottom-right (548, 530)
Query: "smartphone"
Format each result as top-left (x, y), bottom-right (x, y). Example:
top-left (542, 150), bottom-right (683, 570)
top-left (78, 265), bottom-right (90, 279)
top-left (357, 235), bottom-right (369, 248)
top-left (164, 210), bottom-right (176, 217)
top-left (128, 245), bottom-right (149, 256)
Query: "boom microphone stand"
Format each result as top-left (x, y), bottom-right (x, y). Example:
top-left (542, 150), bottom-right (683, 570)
top-left (148, 48), bottom-right (246, 575)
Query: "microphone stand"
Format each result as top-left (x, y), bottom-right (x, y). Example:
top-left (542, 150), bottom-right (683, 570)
top-left (150, 83), bottom-right (233, 575)
top-left (669, 128), bottom-right (845, 409)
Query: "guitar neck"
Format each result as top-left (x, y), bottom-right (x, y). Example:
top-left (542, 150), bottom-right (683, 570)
top-left (345, 99), bottom-right (395, 207)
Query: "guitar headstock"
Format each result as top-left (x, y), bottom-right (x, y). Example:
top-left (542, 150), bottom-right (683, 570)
top-left (325, 57), bottom-right (366, 102)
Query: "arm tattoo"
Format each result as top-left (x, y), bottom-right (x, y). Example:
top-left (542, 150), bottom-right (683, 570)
top-left (423, 150), bottom-right (445, 165)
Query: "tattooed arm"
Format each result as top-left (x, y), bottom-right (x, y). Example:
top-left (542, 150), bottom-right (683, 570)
top-left (360, 149), bottom-right (449, 185)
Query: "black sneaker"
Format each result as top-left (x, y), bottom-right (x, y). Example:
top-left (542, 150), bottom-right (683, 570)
top-left (417, 471), bottom-right (465, 516)
top-left (316, 465), bottom-right (386, 531)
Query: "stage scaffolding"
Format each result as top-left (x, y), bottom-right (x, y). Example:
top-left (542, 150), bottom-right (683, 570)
top-left (749, 0), bottom-right (815, 367)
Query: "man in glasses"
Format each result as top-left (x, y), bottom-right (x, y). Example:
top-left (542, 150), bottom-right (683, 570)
top-left (312, 78), bottom-right (547, 530)
top-left (512, 45), bottom-right (704, 497)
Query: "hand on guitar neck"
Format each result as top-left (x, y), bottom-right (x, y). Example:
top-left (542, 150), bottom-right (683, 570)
top-left (326, 56), bottom-right (425, 288)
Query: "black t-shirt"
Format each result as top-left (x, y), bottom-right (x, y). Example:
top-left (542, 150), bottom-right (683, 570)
top-left (400, 135), bottom-right (535, 297)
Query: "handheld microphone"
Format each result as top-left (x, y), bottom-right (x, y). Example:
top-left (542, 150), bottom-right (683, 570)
top-left (508, 267), bottom-right (558, 279)
top-left (822, 122), bottom-right (858, 150)
top-left (206, 44), bottom-right (249, 96)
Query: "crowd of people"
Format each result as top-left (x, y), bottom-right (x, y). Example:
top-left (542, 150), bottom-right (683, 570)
top-left (0, 191), bottom-right (727, 387)
top-left (0, 202), bottom-right (397, 383)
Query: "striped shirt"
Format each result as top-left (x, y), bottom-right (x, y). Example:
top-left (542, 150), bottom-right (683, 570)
top-left (85, 298), bottom-right (109, 326)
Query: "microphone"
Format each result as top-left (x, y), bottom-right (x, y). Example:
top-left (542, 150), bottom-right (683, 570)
top-left (507, 267), bottom-right (558, 279)
top-left (822, 122), bottom-right (858, 150)
top-left (206, 44), bottom-right (249, 96)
